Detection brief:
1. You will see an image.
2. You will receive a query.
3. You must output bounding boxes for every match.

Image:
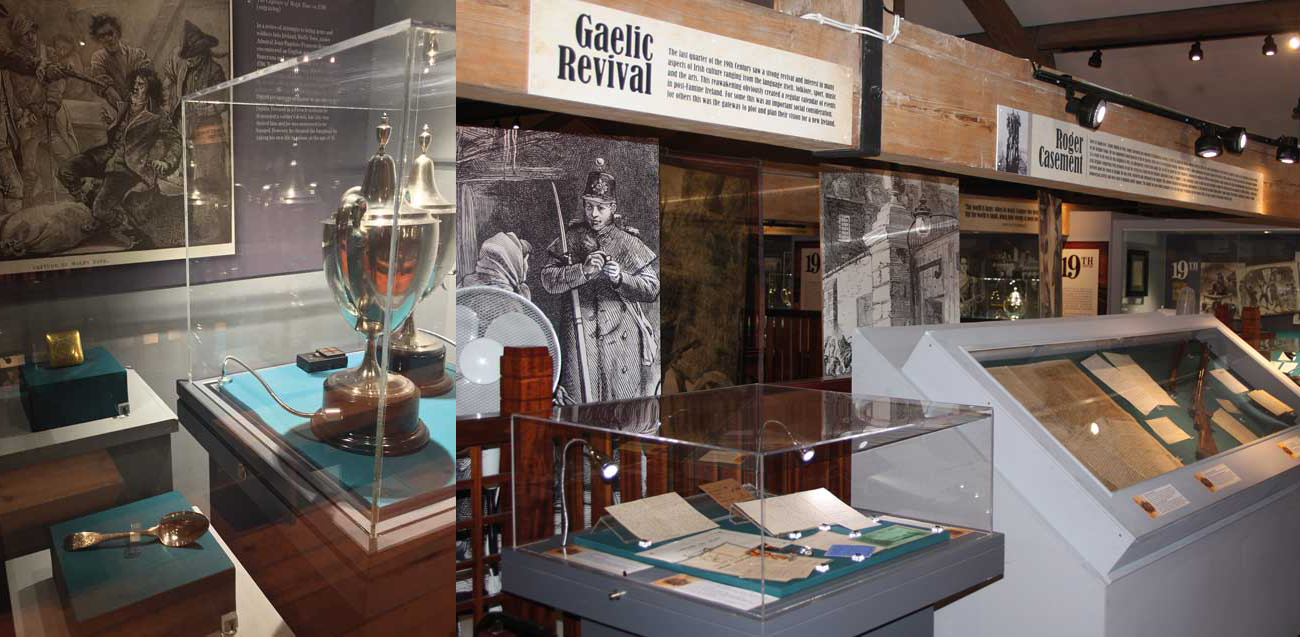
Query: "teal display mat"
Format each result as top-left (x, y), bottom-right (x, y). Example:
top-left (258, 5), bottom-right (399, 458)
top-left (986, 342), bottom-right (1291, 466)
top-left (214, 352), bottom-right (455, 508)
top-left (49, 491), bottom-right (231, 624)
top-left (573, 518), bottom-right (949, 597)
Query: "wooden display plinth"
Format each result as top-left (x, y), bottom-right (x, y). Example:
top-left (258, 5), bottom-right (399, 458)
top-left (0, 450), bottom-right (125, 558)
top-left (48, 492), bottom-right (235, 637)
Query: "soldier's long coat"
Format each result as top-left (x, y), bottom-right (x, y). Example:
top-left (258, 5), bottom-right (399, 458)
top-left (542, 221), bottom-right (659, 402)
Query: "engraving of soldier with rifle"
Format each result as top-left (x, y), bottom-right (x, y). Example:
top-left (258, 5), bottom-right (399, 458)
top-left (541, 157), bottom-right (661, 403)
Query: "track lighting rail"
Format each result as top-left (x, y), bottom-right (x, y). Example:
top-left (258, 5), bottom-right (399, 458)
top-left (1032, 66), bottom-right (1296, 158)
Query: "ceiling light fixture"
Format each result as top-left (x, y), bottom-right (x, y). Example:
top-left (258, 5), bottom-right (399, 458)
top-left (1278, 137), bottom-right (1299, 164)
top-left (1088, 49), bottom-right (1102, 68)
top-left (1195, 126), bottom-right (1223, 158)
top-left (1223, 126), bottom-right (1248, 154)
top-left (1264, 35), bottom-right (1279, 56)
top-left (1065, 91), bottom-right (1107, 130)
top-left (1189, 41), bottom-right (1203, 62)
top-left (1033, 69), bottom-right (1293, 164)
top-left (1290, 35), bottom-right (1300, 50)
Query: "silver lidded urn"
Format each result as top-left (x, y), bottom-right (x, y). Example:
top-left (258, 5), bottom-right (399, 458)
top-left (389, 124), bottom-right (456, 397)
top-left (317, 114), bottom-right (437, 456)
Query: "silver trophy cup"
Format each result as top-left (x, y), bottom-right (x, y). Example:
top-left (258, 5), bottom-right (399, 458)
top-left (317, 115), bottom-right (438, 456)
top-left (389, 124), bottom-right (456, 396)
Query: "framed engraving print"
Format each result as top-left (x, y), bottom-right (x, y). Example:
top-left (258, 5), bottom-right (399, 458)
top-left (1126, 249), bottom-right (1149, 297)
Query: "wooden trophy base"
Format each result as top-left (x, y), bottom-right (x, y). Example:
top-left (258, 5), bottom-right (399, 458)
top-left (311, 368), bottom-right (429, 456)
top-left (390, 337), bottom-right (453, 398)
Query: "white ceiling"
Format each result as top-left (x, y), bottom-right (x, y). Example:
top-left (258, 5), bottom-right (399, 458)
top-left (900, 0), bottom-right (1300, 139)
top-left (902, 0), bottom-right (1248, 36)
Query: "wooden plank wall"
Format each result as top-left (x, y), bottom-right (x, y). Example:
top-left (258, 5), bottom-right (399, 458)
top-left (877, 18), bottom-right (1300, 220)
top-left (456, 0), bottom-right (863, 151)
top-left (462, 0), bottom-right (1300, 219)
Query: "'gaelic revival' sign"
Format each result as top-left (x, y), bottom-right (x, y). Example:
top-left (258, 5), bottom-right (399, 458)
top-left (528, 0), bottom-right (855, 146)
top-left (994, 105), bottom-right (1264, 214)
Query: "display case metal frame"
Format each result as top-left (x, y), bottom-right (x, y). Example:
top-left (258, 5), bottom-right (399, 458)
top-left (503, 530), bottom-right (1003, 637)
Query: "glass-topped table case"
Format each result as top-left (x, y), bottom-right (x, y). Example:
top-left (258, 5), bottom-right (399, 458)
top-left (505, 385), bottom-right (1002, 634)
top-left (855, 313), bottom-right (1300, 637)
top-left (977, 326), bottom-right (1296, 493)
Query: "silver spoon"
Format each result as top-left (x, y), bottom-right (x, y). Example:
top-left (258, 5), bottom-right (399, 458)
top-left (64, 511), bottom-right (210, 551)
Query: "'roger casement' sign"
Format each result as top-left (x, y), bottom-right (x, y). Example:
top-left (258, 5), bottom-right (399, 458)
top-left (528, 0), bottom-right (854, 146)
top-left (995, 105), bottom-right (1264, 214)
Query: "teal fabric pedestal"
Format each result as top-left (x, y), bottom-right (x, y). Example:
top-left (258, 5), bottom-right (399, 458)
top-left (20, 346), bottom-right (128, 431)
top-left (49, 491), bottom-right (234, 637)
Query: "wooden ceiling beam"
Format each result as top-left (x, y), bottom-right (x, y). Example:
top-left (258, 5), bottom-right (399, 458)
top-left (963, 0), bottom-right (1300, 53)
top-left (960, 0), bottom-right (1054, 66)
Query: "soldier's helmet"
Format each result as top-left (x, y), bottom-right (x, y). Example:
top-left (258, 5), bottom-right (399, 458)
top-left (581, 158), bottom-right (616, 204)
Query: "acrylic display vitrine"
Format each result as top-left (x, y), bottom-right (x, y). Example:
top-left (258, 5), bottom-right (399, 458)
top-left (174, 20), bottom-right (456, 636)
top-left (503, 384), bottom-right (1003, 636)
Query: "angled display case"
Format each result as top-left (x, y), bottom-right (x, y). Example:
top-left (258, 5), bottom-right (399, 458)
top-left (174, 20), bottom-right (456, 635)
top-left (504, 384), bottom-right (1002, 637)
top-left (855, 314), bottom-right (1300, 637)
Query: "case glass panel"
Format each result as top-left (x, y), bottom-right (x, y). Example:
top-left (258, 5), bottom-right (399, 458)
top-left (183, 21), bottom-right (455, 540)
top-left (976, 327), bottom-right (1299, 492)
top-left (510, 384), bottom-right (993, 621)
top-left (961, 233), bottom-right (1040, 321)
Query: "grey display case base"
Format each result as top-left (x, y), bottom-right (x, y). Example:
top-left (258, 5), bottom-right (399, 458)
top-left (581, 606), bottom-right (931, 637)
top-left (504, 531), bottom-right (1002, 637)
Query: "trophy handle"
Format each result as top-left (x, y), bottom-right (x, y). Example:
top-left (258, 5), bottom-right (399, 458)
top-left (337, 187), bottom-right (367, 231)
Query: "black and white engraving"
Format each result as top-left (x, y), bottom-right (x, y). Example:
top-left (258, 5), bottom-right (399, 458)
top-left (821, 168), bottom-right (960, 376)
top-left (996, 105), bottom-right (1030, 176)
top-left (1198, 262), bottom-right (1243, 316)
top-left (457, 126), bottom-right (661, 404)
top-left (0, 2), bottom-right (231, 274)
top-left (1240, 262), bottom-right (1300, 316)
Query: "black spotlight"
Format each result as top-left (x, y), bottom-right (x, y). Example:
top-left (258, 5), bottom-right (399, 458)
top-left (1066, 93), bottom-right (1107, 130)
top-left (1189, 41), bottom-right (1204, 62)
top-left (1088, 49), bottom-right (1102, 68)
top-left (1223, 126), bottom-right (1248, 153)
top-left (1264, 35), bottom-right (1279, 56)
top-left (1195, 126), bottom-right (1223, 158)
top-left (1278, 137), bottom-right (1299, 164)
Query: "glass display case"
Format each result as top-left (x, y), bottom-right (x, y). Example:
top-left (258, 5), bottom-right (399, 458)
top-left (960, 233), bottom-right (1039, 321)
top-left (505, 385), bottom-right (1000, 632)
top-left (180, 19), bottom-right (455, 540)
top-left (1107, 217), bottom-right (1300, 323)
top-left (173, 20), bottom-right (457, 635)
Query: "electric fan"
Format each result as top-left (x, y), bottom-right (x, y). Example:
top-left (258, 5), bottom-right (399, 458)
top-left (455, 286), bottom-right (561, 416)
